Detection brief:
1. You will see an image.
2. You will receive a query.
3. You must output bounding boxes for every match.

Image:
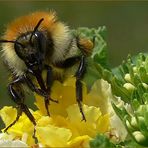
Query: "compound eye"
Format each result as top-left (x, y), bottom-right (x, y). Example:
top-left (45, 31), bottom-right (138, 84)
top-left (30, 33), bottom-right (37, 44)
top-left (14, 41), bottom-right (25, 60)
top-left (31, 31), bottom-right (47, 54)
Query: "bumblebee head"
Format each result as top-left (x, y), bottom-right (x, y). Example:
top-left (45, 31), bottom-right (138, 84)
top-left (0, 18), bottom-right (50, 71)
top-left (1, 11), bottom-right (72, 76)
top-left (14, 18), bottom-right (48, 71)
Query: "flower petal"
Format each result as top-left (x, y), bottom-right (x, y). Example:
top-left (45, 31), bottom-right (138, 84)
top-left (36, 125), bottom-right (72, 147)
top-left (84, 79), bottom-right (112, 115)
top-left (67, 104), bottom-right (108, 137)
top-left (0, 106), bottom-right (17, 127)
top-left (35, 79), bottom-right (76, 117)
top-left (67, 104), bottom-right (101, 123)
top-left (97, 114), bottom-right (110, 133)
top-left (68, 135), bottom-right (91, 148)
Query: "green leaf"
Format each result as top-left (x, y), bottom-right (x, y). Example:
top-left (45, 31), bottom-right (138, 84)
top-left (89, 134), bottom-right (122, 148)
top-left (123, 139), bottom-right (147, 148)
top-left (139, 67), bottom-right (148, 83)
top-left (83, 57), bottom-right (101, 88)
top-left (111, 77), bottom-right (131, 103)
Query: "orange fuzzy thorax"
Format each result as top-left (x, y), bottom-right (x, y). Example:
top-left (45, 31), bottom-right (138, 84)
top-left (4, 11), bottom-right (57, 41)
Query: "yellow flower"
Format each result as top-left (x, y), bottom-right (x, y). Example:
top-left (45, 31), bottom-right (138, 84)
top-left (0, 78), bottom-right (111, 147)
top-left (0, 106), bottom-right (41, 145)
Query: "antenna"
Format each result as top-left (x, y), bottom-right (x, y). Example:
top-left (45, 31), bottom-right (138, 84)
top-left (29, 18), bottom-right (44, 44)
top-left (0, 39), bottom-right (24, 47)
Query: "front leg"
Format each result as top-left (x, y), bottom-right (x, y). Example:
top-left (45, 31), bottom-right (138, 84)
top-left (46, 65), bottom-right (58, 103)
top-left (24, 74), bottom-right (47, 97)
top-left (45, 65), bottom-right (58, 116)
top-left (25, 67), bottom-right (58, 117)
top-left (5, 76), bottom-right (36, 138)
top-left (75, 55), bottom-right (86, 121)
top-left (24, 71), bottom-right (51, 116)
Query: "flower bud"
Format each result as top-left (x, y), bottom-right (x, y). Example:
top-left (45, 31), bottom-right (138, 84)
top-left (123, 83), bottom-right (135, 91)
top-left (132, 131), bottom-right (146, 144)
top-left (124, 74), bottom-right (131, 82)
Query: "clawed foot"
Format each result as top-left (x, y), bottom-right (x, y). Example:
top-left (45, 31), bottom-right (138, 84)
top-left (49, 97), bottom-right (59, 103)
top-left (81, 111), bottom-right (86, 122)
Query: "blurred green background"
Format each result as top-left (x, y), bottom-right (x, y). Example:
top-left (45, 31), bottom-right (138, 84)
top-left (1, 1), bottom-right (148, 108)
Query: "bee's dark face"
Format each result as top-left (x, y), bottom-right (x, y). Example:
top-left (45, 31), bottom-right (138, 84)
top-left (14, 31), bottom-right (48, 70)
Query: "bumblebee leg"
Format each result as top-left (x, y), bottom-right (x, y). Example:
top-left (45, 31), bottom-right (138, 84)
top-left (44, 98), bottom-right (50, 116)
top-left (46, 65), bottom-right (58, 103)
top-left (24, 73), bottom-right (50, 116)
top-left (25, 69), bottom-right (48, 96)
top-left (4, 105), bottom-right (22, 132)
top-left (20, 103), bottom-right (36, 139)
top-left (75, 55), bottom-right (86, 121)
top-left (44, 65), bottom-right (58, 116)
top-left (26, 68), bottom-right (58, 102)
top-left (26, 67), bottom-right (57, 117)
top-left (6, 77), bottom-right (36, 137)
top-left (24, 74), bottom-right (47, 97)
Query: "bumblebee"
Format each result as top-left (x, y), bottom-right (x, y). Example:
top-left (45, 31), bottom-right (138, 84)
top-left (0, 11), bottom-right (94, 133)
